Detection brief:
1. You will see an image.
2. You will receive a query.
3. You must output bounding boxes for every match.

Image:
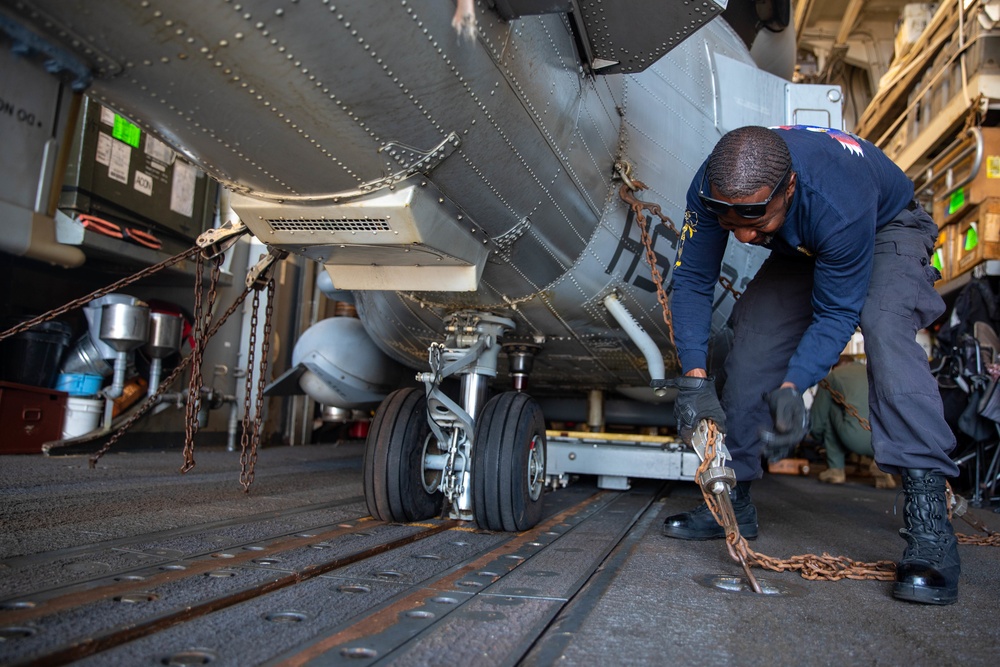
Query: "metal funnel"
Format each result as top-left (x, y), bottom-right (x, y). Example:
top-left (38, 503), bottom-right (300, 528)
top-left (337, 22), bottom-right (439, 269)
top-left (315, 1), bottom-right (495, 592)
top-left (145, 312), bottom-right (183, 359)
top-left (99, 302), bottom-right (150, 401)
top-left (144, 312), bottom-right (183, 393)
top-left (99, 302), bottom-right (151, 353)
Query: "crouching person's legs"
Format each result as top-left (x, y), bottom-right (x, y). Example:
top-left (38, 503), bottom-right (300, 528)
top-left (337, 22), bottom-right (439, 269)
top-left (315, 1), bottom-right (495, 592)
top-left (663, 258), bottom-right (814, 540)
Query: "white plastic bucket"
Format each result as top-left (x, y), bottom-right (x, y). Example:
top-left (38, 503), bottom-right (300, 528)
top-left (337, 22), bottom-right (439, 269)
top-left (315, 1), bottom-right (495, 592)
top-left (62, 397), bottom-right (103, 439)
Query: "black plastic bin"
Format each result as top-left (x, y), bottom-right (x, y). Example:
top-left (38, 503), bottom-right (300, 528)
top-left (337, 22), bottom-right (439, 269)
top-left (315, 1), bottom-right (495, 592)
top-left (0, 319), bottom-right (73, 389)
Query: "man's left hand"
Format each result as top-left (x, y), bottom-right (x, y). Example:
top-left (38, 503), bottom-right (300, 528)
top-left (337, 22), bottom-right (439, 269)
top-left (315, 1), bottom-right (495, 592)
top-left (760, 386), bottom-right (808, 460)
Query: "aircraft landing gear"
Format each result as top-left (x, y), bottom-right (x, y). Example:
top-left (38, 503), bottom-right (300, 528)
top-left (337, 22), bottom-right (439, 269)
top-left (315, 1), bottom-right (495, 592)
top-left (361, 311), bottom-right (547, 530)
top-left (363, 387), bottom-right (443, 522)
top-left (473, 391), bottom-right (546, 531)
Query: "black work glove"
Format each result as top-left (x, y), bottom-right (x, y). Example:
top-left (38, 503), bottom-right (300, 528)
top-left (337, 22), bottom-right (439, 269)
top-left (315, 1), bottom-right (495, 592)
top-left (760, 386), bottom-right (809, 461)
top-left (669, 376), bottom-right (726, 444)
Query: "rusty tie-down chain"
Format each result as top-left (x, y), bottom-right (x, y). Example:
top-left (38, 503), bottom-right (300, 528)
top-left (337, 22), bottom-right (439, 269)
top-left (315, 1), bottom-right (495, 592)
top-left (689, 423), bottom-right (763, 592)
top-left (89, 287), bottom-right (253, 466)
top-left (616, 169), bottom-right (744, 359)
top-left (818, 379), bottom-right (871, 431)
top-left (183, 252), bottom-right (205, 471)
top-left (717, 275), bottom-right (744, 302)
top-left (618, 181), bottom-right (678, 344)
top-left (89, 250), bottom-right (283, 496)
top-left (820, 380), bottom-right (998, 545)
top-left (616, 172), bottom-right (683, 372)
top-left (182, 253), bottom-right (224, 473)
top-left (0, 245), bottom-right (202, 344)
top-left (0, 227), bottom-right (288, 494)
top-left (946, 486), bottom-right (1000, 546)
top-left (698, 421), bottom-right (898, 583)
top-left (239, 278), bottom-right (276, 492)
top-left (0, 239), bottom-right (250, 470)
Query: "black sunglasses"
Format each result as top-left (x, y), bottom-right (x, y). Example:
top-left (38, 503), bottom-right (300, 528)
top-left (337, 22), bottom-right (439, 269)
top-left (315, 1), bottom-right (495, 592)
top-left (698, 164), bottom-right (791, 219)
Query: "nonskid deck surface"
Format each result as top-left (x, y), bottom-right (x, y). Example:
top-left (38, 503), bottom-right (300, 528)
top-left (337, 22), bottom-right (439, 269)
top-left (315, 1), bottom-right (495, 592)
top-left (1, 444), bottom-right (998, 666)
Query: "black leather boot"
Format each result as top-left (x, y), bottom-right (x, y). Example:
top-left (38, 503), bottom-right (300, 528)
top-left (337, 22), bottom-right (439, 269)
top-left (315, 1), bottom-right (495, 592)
top-left (892, 469), bottom-right (960, 605)
top-left (662, 481), bottom-right (758, 540)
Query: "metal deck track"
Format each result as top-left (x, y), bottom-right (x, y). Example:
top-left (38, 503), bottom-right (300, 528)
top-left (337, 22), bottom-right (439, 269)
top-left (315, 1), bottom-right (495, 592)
top-left (0, 478), bottom-right (660, 666)
top-left (3, 445), bottom-right (1000, 666)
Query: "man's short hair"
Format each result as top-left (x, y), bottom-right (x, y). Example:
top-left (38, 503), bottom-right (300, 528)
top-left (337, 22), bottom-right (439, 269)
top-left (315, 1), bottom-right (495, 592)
top-left (707, 126), bottom-right (791, 198)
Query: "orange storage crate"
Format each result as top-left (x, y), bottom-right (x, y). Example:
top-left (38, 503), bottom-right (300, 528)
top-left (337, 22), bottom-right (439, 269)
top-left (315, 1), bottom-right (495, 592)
top-left (932, 128), bottom-right (1000, 226)
top-left (951, 197), bottom-right (1000, 278)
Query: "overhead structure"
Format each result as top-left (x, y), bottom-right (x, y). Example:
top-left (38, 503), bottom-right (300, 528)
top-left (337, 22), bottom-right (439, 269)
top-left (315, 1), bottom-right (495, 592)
top-left (794, 0), bottom-right (915, 129)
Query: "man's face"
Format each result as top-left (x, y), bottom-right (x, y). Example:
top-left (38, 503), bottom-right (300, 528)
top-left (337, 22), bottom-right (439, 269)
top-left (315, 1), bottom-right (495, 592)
top-left (712, 173), bottom-right (796, 246)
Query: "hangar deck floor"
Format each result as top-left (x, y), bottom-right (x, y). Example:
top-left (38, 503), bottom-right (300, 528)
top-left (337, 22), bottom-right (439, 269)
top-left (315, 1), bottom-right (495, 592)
top-left (1, 442), bottom-right (998, 666)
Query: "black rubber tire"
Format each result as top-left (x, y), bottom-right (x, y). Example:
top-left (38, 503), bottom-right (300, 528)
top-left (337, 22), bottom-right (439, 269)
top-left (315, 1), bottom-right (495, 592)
top-left (363, 388), bottom-right (443, 523)
top-left (472, 391), bottom-right (547, 531)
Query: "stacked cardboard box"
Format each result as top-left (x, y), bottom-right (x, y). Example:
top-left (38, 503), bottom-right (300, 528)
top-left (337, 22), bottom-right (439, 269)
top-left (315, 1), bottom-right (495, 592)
top-left (931, 128), bottom-right (1000, 227)
top-left (949, 197), bottom-right (1000, 279)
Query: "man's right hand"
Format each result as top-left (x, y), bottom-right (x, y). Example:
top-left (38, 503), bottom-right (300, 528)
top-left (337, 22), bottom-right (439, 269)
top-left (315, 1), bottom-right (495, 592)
top-left (671, 376), bottom-right (726, 444)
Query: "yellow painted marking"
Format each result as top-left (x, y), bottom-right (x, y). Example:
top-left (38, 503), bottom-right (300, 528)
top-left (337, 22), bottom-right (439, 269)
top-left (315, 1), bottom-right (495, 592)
top-left (546, 429), bottom-right (680, 445)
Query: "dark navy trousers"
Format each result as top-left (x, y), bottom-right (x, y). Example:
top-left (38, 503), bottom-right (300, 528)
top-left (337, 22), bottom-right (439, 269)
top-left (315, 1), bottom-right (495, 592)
top-left (721, 204), bottom-right (959, 480)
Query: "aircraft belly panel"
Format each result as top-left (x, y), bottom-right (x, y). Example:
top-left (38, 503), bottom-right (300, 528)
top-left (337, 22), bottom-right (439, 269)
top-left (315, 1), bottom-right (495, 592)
top-left (79, 1), bottom-right (391, 195)
top-left (8, 1), bottom-right (613, 209)
top-left (347, 18), bottom-right (784, 393)
top-left (485, 10), bottom-right (619, 213)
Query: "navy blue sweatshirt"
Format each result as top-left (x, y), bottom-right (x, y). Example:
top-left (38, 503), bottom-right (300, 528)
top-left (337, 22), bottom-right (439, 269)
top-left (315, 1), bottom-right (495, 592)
top-left (670, 126), bottom-right (914, 390)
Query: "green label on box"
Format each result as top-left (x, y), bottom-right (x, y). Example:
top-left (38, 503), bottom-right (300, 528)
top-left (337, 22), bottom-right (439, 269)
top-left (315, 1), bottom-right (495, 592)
top-left (112, 115), bottom-right (141, 148)
top-left (932, 248), bottom-right (943, 271)
top-left (965, 223), bottom-right (979, 251)
top-left (948, 188), bottom-right (966, 215)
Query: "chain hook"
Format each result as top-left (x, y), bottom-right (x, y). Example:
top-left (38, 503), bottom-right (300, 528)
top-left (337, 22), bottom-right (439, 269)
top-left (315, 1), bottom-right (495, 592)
top-left (197, 219), bottom-right (249, 260)
top-left (614, 160), bottom-right (638, 191)
top-left (246, 248), bottom-right (288, 291)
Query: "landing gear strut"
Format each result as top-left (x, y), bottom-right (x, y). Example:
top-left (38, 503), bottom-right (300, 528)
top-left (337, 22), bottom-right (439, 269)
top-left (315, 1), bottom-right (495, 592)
top-left (362, 310), bottom-right (547, 529)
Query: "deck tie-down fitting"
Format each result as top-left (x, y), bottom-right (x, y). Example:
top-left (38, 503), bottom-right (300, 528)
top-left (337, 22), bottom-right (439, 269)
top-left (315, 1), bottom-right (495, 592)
top-left (689, 419), bottom-right (764, 593)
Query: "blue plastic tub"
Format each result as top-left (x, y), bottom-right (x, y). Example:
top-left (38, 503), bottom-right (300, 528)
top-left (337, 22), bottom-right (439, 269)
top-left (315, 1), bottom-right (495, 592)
top-left (55, 373), bottom-right (103, 397)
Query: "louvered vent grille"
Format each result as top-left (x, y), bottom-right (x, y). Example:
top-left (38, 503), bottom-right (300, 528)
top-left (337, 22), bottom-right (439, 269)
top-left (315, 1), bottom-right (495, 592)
top-left (266, 218), bottom-right (391, 232)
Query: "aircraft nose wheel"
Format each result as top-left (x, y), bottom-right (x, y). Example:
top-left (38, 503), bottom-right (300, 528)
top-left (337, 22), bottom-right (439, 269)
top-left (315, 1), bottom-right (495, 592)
top-left (472, 391), bottom-right (547, 531)
top-left (363, 388), bottom-right (444, 522)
